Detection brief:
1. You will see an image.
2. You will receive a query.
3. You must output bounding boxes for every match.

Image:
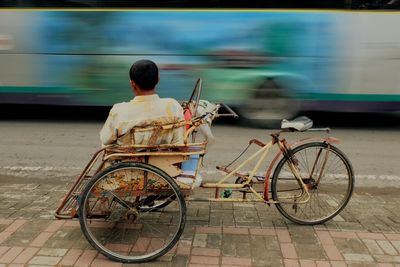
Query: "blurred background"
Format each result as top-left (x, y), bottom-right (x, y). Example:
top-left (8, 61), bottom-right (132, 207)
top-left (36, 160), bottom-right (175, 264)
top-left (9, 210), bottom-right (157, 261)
top-left (0, 1), bottom-right (399, 127)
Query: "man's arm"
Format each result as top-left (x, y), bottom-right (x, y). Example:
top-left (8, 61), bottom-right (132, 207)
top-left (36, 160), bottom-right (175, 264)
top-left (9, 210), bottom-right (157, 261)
top-left (100, 107), bottom-right (117, 145)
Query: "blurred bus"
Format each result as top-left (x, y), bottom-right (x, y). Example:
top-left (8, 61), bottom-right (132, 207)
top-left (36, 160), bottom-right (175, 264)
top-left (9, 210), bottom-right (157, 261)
top-left (0, 2), bottom-right (399, 125)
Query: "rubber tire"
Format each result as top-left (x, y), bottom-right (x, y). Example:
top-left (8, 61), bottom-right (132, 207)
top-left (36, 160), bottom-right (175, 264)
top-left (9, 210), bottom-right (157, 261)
top-left (271, 142), bottom-right (354, 225)
top-left (78, 161), bottom-right (186, 263)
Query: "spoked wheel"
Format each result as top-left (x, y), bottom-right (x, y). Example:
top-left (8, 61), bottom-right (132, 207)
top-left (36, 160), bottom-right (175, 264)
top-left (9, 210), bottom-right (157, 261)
top-left (78, 162), bottom-right (186, 263)
top-left (271, 142), bottom-right (354, 225)
top-left (138, 195), bottom-right (176, 212)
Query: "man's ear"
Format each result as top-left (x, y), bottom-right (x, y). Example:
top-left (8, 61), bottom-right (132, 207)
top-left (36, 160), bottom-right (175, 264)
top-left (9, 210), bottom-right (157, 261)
top-left (130, 80), bottom-right (138, 95)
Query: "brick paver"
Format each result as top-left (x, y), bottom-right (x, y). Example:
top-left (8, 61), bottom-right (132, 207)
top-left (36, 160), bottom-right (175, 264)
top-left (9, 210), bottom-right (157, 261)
top-left (0, 247), bottom-right (9, 258)
top-left (221, 256), bottom-right (252, 266)
top-left (58, 248), bottom-right (83, 266)
top-left (0, 232), bottom-right (12, 244)
top-left (276, 229), bottom-right (292, 243)
top-left (329, 231), bottom-right (358, 239)
top-left (284, 258), bottom-right (300, 267)
top-left (0, 181), bottom-right (400, 266)
top-left (196, 226), bottom-right (222, 234)
top-left (316, 231), bottom-right (335, 245)
top-left (299, 259), bottom-right (316, 267)
top-left (190, 255), bottom-right (219, 265)
top-left (30, 232), bottom-right (53, 247)
top-left (192, 247), bottom-right (221, 257)
top-left (281, 242), bottom-right (298, 259)
top-left (250, 228), bottom-right (276, 236)
top-left (0, 247), bottom-right (23, 264)
top-left (12, 247), bottom-right (39, 264)
top-left (322, 244), bottom-right (344, 261)
top-left (43, 220), bottom-right (65, 233)
top-left (3, 221), bottom-right (26, 233)
top-left (177, 240), bottom-right (192, 255)
top-left (74, 250), bottom-right (98, 267)
top-left (28, 255), bottom-right (61, 265)
top-left (385, 234), bottom-right (400, 241)
top-left (223, 227), bottom-right (249, 235)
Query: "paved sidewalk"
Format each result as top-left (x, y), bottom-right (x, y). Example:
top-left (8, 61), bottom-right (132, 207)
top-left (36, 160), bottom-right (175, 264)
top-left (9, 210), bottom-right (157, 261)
top-left (0, 178), bottom-right (400, 266)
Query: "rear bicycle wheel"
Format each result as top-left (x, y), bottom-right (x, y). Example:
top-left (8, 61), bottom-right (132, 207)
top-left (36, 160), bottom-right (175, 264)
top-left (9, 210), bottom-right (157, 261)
top-left (138, 195), bottom-right (175, 212)
top-left (271, 142), bottom-right (354, 225)
top-left (78, 162), bottom-right (186, 263)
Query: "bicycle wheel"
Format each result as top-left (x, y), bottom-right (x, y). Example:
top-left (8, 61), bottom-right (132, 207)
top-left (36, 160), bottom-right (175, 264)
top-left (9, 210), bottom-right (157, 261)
top-left (271, 142), bottom-right (354, 225)
top-left (139, 195), bottom-right (175, 212)
top-left (79, 162), bottom-right (186, 263)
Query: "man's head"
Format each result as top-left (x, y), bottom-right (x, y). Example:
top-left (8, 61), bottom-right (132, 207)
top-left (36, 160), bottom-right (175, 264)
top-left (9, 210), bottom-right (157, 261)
top-left (129, 59), bottom-right (159, 95)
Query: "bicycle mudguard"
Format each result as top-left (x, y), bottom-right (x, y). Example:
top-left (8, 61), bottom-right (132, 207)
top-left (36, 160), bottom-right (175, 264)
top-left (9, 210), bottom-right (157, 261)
top-left (263, 136), bottom-right (340, 202)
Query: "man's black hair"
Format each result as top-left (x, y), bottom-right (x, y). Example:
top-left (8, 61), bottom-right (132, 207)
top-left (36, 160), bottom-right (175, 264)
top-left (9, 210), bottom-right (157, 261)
top-left (129, 59), bottom-right (159, 90)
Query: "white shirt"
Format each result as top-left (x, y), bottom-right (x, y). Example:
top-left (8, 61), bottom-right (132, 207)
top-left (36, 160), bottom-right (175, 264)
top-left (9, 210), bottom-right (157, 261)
top-left (100, 94), bottom-right (184, 146)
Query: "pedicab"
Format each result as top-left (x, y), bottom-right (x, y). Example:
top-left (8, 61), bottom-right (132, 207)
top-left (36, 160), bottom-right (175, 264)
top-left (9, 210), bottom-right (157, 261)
top-left (55, 79), bottom-right (354, 263)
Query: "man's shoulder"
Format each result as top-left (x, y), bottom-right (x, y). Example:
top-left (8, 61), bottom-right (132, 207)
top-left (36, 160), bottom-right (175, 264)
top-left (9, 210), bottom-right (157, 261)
top-left (160, 97), bottom-right (181, 107)
top-left (110, 101), bottom-right (130, 113)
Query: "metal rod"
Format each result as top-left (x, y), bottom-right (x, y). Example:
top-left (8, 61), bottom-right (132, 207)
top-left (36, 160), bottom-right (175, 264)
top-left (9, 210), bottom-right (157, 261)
top-left (186, 197), bottom-right (265, 202)
top-left (216, 141), bottom-right (273, 185)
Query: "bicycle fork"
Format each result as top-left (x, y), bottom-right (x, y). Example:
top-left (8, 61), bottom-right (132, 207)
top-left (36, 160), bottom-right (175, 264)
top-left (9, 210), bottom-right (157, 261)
top-left (278, 139), bottom-right (311, 205)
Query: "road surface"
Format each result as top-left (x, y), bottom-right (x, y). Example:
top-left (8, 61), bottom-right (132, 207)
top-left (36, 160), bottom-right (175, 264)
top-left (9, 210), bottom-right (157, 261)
top-left (0, 120), bottom-right (399, 188)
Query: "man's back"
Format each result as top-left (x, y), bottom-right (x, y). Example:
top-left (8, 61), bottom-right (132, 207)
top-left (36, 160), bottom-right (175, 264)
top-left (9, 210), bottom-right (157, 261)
top-left (100, 94), bottom-right (184, 146)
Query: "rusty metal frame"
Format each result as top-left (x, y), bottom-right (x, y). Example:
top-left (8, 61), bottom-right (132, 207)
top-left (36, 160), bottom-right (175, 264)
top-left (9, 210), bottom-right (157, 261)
top-left (190, 135), bottom-right (339, 204)
top-left (54, 114), bottom-right (212, 219)
top-left (56, 108), bottom-right (339, 218)
top-left (55, 148), bottom-right (107, 219)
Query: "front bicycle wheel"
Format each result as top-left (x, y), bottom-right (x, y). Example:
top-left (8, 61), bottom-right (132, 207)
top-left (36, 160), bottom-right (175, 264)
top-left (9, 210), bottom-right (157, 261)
top-left (79, 162), bottom-right (186, 263)
top-left (271, 142), bottom-right (354, 225)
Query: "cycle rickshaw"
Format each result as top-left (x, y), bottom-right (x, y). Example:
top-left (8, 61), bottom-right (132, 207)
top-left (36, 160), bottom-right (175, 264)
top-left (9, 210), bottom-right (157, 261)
top-left (55, 79), bottom-right (354, 263)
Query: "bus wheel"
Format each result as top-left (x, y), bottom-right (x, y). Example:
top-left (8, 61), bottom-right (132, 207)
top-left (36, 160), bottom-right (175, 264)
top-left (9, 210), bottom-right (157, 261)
top-left (238, 78), bottom-right (299, 128)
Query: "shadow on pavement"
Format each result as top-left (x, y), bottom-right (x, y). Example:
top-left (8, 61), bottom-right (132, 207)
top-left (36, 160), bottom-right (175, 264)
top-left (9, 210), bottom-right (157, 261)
top-left (301, 111), bottom-right (400, 130)
top-left (0, 104), bottom-right (109, 122)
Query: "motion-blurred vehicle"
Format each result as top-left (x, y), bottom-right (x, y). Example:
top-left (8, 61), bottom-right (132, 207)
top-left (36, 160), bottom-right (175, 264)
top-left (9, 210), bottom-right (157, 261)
top-left (0, 9), bottom-right (399, 126)
top-left (200, 50), bottom-right (304, 126)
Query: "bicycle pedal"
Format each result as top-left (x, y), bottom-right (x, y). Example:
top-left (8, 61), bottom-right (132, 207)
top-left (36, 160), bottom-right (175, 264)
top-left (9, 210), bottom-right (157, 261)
top-left (255, 175), bottom-right (265, 182)
top-left (239, 187), bottom-right (252, 193)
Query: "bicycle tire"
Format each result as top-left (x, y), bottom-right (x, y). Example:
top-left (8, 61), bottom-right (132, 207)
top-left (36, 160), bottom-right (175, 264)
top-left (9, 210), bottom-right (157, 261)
top-left (271, 142), bottom-right (354, 225)
top-left (78, 161), bottom-right (186, 263)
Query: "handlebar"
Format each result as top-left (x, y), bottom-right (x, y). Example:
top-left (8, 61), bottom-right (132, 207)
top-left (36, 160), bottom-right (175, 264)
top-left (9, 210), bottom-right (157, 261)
top-left (217, 103), bottom-right (239, 119)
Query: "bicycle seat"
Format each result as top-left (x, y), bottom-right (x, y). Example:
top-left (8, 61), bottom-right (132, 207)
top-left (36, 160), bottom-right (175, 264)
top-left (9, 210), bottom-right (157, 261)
top-left (281, 116), bottom-right (313, 131)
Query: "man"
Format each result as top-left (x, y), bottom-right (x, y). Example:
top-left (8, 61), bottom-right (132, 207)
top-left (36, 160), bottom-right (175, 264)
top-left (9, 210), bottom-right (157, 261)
top-left (100, 59), bottom-right (184, 146)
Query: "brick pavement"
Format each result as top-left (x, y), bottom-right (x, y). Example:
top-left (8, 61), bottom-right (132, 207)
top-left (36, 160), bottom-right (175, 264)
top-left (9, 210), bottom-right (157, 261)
top-left (0, 179), bottom-right (400, 266)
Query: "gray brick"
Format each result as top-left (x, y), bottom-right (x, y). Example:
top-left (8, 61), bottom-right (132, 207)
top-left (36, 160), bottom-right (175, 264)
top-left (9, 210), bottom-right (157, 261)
top-left (362, 239), bottom-right (384, 255)
top-left (29, 256), bottom-right (61, 265)
top-left (343, 253), bottom-right (374, 262)
top-left (373, 254), bottom-right (400, 263)
top-left (377, 240), bottom-right (398, 255)
top-left (37, 248), bottom-right (68, 257)
top-left (192, 233), bottom-right (207, 248)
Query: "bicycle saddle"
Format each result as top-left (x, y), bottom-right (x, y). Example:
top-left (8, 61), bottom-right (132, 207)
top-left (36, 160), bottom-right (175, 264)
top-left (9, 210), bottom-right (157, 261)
top-left (281, 116), bottom-right (313, 131)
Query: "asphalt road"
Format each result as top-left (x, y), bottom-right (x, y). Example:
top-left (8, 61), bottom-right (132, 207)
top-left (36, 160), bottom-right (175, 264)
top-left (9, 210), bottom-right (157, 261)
top-left (0, 120), bottom-right (399, 188)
